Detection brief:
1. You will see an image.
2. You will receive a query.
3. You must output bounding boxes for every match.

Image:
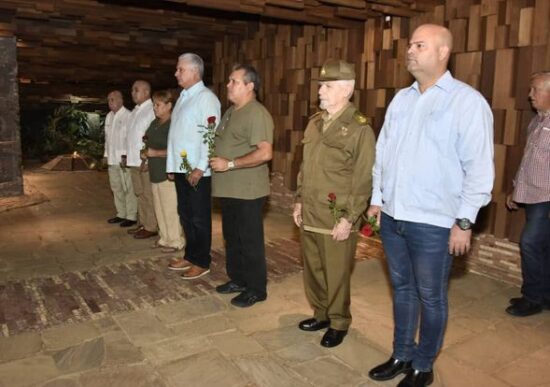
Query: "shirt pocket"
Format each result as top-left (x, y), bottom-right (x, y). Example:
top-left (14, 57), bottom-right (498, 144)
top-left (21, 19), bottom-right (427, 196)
top-left (538, 127), bottom-right (550, 150)
top-left (321, 136), bottom-right (353, 172)
top-left (424, 110), bottom-right (453, 152)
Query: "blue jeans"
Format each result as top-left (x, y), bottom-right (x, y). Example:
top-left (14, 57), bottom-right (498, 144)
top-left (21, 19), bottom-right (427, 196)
top-left (520, 201), bottom-right (550, 305)
top-left (381, 212), bottom-right (453, 372)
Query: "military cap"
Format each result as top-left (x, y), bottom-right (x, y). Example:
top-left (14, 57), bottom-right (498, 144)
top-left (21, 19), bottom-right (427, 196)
top-left (318, 59), bottom-right (356, 81)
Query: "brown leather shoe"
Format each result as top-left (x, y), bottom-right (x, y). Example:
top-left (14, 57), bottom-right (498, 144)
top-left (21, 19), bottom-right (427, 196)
top-left (127, 225), bottom-right (143, 235)
top-left (134, 229), bottom-right (158, 239)
top-left (168, 258), bottom-right (193, 271)
top-left (180, 265), bottom-right (210, 280)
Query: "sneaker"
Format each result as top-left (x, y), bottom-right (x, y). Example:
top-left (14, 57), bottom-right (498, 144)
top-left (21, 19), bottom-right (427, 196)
top-left (180, 265), bottom-right (210, 280)
top-left (167, 258), bottom-right (193, 271)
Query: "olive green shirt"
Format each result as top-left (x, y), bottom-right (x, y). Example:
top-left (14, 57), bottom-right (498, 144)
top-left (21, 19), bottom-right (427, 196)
top-left (145, 118), bottom-right (170, 184)
top-left (212, 99), bottom-right (274, 199)
top-left (296, 103), bottom-right (376, 233)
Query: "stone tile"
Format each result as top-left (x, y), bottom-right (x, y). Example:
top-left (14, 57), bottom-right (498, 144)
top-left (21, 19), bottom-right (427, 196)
top-left (92, 316), bottom-right (123, 334)
top-left (229, 304), bottom-right (309, 334)
top-left (436, 353), bottom-right (510, 387)
top-left (330, 330), bottom-right (389, 376)
top-left (103, 331), bottom-right (144, 366)
top-left (208, 330), bottom-right (266, 356)
top-left (252, 324), bottom-right (319, 352)
top-left (157, 349), bottom-right (250, 386)
top-left (79, 364), bottom-right (167, 387)
top-left (52, 337), bottom-right (105, 373)
top-left (141, 335), bottom-right (212, 366)
top-left (235, 353), bottom-right (312, 387)
top-left (274, 342), bottom-right (326, 364)
top-left (169, 315), bottom-right (236, 337)
top-left (42, 321), bottom-right (101, 351)
top-left (0, 355), bottom-right (60, 387)
top-left (154, 295), bottom-right (227, 325)
top-left (39, 377), bottom-right (80, 387)
top-left (495, 344), bottom-right (550, 386)
top-left (292, 356), bottom-right (364, 387)
top-left (113, 309), bottom-right (173, 345)
top-left (445, 320), bottom-right (548, 373)
top-left (0, 331), bottom-right (42, 363)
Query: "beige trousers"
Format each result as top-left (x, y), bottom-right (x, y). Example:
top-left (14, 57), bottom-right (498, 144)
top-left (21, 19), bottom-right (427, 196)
top-left (151, 180), bottom-right (185, 249)
top-left (130, 167), bottom-right (158, 232)
top-left (108, 164), bottom-right (137, 220)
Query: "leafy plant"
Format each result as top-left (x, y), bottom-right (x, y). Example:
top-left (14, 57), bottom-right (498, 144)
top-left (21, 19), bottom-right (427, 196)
top-left (43, 105), bottom-right (106, 166)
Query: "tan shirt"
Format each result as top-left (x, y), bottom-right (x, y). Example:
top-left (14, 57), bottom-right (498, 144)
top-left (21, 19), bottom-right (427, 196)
top-left (212, 99), bottom-right (274, 200)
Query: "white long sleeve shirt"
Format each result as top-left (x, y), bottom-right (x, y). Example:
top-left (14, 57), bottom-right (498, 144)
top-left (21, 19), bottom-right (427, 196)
top-left (104, 106), bottom-right (131, 165)
top-left (126, 99), bottom-right (155, 167)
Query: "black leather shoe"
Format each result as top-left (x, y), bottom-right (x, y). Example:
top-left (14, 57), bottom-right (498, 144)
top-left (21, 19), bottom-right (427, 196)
top-left (320, 328), bottom-right (347, 348)
top-left (108, 216), bottom-right (125, 224)
top-left (216, 281), bottom-right (246, 294)
top-left (506, 298), bottom-right (543, 317)
top-left (369, 357), bottom-right (412, 381)
top-left (510, 296), bottom-right (550, 310)
top-left (119, 219), bottom-right (137, 228)
top-left (397, 369), bottom-right (434, 387)
top-left (298, 318), bottom-right (330, 332)
top-left (230, 291), bottom-right (266, 308)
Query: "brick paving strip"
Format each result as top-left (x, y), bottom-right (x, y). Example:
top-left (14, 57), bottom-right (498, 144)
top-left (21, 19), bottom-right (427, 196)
top-left (0, 236), bottom-right (375, 337)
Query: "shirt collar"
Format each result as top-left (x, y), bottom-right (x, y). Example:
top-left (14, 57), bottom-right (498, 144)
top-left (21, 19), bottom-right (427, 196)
top-left (135, 98), bottom-right (152, 109)
top-left (182, 80), bottom-right (205, 98)
top-left (409, 70), bottom-right (454, 94)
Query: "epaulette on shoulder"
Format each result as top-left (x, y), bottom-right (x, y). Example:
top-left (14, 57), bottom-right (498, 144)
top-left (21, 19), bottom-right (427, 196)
top-left (309, 111), bottom-right (323, 120)
top-left (353, 110), bottom-right (369, 125)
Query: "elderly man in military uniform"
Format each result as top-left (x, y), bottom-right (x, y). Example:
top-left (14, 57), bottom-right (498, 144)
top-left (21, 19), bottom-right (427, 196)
top-left (293, 59), bottom-right (376, 347)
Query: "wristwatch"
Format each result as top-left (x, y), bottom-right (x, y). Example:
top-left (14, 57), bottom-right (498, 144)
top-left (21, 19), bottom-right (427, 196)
top-left (227, 160), bottom-right (235, 170)
top-left (455, 218), bottom-right (472, 231)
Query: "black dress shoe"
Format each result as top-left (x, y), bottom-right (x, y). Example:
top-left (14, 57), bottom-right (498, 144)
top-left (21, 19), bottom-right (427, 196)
top-left (506, 297), bottom-right (543, 317)
top-left (230, 291), bottom-right (267, 308)
top-left (119, 219), bottom-right (137, 228)
top-left (298, 318), bottom-right (330, 332)
top-left (216, 281), bottom-right (246, 294)
top-left (397, 369), bottom-right (434, 387)
top-left (369, 357), bottom-right (412, 381)
top-left (510, 296), bottom-right (550, 310)
top-left (320, 328), bottom-right (347, 348)
top-left (108, 216), bottom-right (125, 224)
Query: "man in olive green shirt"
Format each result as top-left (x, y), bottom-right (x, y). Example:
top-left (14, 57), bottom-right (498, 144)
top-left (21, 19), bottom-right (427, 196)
top-left (210, 64), bottom-right (274, 308)
top-left (293, 59), bottom-right (376, 347)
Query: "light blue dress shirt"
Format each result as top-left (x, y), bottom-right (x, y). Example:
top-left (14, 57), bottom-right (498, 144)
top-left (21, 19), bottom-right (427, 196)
top-left (166, 81), bottom-right (221, 175)
top-left (371, 71), bottom-right (494, 228)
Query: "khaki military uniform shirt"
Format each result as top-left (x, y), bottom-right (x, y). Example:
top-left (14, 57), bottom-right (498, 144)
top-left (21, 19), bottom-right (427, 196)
top-left (212, 99), bottom-right (274, 200)
top-left (296, 103), bottom-right (376, 234)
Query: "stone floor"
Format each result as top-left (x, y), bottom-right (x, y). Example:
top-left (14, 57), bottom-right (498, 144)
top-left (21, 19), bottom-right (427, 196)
top-left (0, 168), bottom-right (549, 387)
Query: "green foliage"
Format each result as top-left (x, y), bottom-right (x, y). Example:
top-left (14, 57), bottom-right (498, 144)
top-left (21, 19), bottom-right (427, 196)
top-left (43, 105), bottom-right (106, 165)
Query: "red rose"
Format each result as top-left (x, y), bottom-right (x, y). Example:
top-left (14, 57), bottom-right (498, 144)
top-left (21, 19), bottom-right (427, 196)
top-left (361, 224), bottom-right (374, 237)
top-left (328, 192), bottom-right (336, 202)
top-left (207, 116), bottom-right (216, 125)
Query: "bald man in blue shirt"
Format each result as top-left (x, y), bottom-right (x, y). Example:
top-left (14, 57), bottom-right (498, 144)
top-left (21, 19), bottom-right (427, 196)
top-left (367, 24), bottom-right (494, 387)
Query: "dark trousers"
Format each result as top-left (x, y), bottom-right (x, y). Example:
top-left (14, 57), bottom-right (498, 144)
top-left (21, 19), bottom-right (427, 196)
top-left (520, 201), bottom-right (550, 305)
top-left (220, 197), bottom-right (267, 296)
top-left (174, 174), bottom-right (212, 269)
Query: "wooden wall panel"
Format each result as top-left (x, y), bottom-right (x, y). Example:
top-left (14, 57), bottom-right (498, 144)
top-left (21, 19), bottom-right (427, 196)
top-left (212, 0), bottom-right (550, 243)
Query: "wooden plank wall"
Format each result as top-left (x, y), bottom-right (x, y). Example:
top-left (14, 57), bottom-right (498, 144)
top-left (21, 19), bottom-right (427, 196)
top-left (212, 0), bottom-right (550, 243)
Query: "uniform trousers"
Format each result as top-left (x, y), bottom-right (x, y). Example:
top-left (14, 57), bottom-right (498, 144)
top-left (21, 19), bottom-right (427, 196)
top-left (108, 164), bottom-right (137, 221)
top-left (220, 197), bottom-right (267, 296)
top-left (151, 179), bottom-right (185, 250)
top-left (129, 167), bottom-right (158, 232)
top-left (301, 229), bottom-right (357, 331)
